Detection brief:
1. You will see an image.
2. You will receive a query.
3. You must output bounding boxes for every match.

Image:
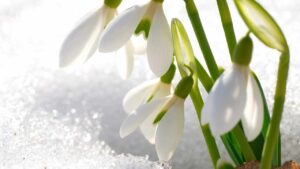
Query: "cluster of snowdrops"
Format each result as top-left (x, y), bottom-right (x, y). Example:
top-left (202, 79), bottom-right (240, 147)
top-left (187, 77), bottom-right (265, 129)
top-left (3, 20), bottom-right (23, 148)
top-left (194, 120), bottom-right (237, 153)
top-left (59, 0), bottom-right (290, 169)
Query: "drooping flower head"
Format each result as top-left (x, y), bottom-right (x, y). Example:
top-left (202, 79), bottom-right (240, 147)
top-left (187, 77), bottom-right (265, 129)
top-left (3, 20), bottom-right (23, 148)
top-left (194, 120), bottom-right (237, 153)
top-left (60, 3), bottom-right (117, 67)
top-left (59, 0), bottom-right (136, 79)
top-left (120, 74), bottom-right (194, 161)
top-left (99, 0), bottom-right (173, 77)
top-left (121, 64), bottom-right (176, 144)
top-left (123, 64), bottom-right (176, 114)
top-left (201, 35), bottom-right (264, 141)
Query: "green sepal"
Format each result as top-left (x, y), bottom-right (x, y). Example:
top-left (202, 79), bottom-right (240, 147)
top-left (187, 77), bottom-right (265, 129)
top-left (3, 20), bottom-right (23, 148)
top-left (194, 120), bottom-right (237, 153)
top-left (160, 63), bottom-right (176, 84)
top-left (217, 159), bottom-right (235, 169)
top-left (174, 76), bottom-right (194, 99)
top-left (104, 0), bottom-right (122, 9)
top-left (135, 19), bottom-right (151, 38)
top-left (234, 0), bottom-right (287, 52)
top-left (233, 35), bottom-right (253, 66)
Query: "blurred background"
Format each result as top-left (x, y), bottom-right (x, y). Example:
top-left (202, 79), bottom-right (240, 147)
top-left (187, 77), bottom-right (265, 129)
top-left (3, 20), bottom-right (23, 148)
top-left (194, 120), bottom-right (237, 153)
top-left (0, 0), bottom-right (300, 168)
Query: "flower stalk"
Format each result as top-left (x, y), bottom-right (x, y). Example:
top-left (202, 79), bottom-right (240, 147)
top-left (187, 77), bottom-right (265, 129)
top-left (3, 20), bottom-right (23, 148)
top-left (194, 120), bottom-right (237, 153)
top-left (216, 0), bottom-right (237, 59)
top-left (184, 0), bottom-right (220, 80)
top-left (172, 19), bottom-right (221, 169)
top-left (260, 50), bottom-right (290, 169)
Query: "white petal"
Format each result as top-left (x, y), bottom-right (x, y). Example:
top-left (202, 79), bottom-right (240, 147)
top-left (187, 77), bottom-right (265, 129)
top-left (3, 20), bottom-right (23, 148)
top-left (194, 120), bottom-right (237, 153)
top-left (120, 97), bottom-right (167, 138)
top-left (99, 5), bottom-right (146, 52)
top-left (147, 5), bottom-right (173, 76)
top-left (117, 41), bottom-right (135, 79)
top-left (241, 74), bottom-right (264, 141)
top-left (155, 99), bottom-right (184, 161)
top-left (201, 65), bottom-right (249, 136)
top-left (140, 111), bottom-right (158, 144)
top-left (131, 35), bottom-right (147, 55)
top-left (123, 79), bottom-right (159, 113)
top-left (153, 82), bottom-right (172, 99)
top-left (60, 8), bottom-right (105, 67)
top-left (139, 82), bottom-right (172, 143)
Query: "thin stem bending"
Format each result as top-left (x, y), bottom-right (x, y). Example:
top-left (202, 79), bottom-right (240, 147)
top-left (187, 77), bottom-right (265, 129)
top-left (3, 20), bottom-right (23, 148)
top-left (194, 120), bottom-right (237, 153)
top-left (260, 51), bottom-right (290, 169)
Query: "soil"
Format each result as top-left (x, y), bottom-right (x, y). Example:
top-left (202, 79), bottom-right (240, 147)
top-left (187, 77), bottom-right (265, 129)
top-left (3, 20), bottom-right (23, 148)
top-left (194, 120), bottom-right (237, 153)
top-left (236, 161), bottom-right (299, 169)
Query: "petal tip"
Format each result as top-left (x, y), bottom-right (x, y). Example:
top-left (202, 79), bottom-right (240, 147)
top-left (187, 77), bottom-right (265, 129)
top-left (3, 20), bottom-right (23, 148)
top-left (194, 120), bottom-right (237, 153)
top-left (119, 124), bottom-right (130, 138)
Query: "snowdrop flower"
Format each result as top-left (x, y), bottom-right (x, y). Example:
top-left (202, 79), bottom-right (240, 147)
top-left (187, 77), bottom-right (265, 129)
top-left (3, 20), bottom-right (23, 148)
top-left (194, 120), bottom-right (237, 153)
top-left (201, 36), bottom-right (264, 141)
top-left (99, 0), bottom-right (173, 77)
top-left (120, 75), bottom-right (193, 161)
top-left (123, 64), bottom-right (176, 114)
top-left (59, 0), bottom-right (135, 79)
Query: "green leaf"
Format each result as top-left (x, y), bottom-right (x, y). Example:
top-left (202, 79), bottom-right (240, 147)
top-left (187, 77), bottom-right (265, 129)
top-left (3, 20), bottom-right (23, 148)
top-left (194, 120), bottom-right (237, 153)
top-left (195, 59), bottom-right (213, 92)
top-left (252, 72), bottom-right (281, 166)
top-left (171, 19), bottom-right (197, 74)
top-left (249, 133), bottom-right (264, 160)
top-left (221, 134), bottom-right (245, 165)
top-left (234, 0), bottom-right (287, 52)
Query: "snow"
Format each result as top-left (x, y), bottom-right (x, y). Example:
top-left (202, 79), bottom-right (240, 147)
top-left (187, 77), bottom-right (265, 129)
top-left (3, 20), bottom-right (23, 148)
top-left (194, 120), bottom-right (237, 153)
top-left (0, 0), bottom-right (299, 169)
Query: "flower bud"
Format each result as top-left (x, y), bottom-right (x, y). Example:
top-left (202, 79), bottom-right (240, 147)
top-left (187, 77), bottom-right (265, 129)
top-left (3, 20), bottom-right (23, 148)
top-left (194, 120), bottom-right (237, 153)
top-left (174, 76), bottom-right (193, 99)
top-left (233, 35), bottom-right (253, 66)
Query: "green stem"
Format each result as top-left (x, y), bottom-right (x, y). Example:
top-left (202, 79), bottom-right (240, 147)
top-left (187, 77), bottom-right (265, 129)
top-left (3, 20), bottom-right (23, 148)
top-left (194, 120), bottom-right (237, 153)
top-left (216, 0), bottom-right (237, 59)
top-left (260, 51), bottom-right (290, 169)
top-left (184, 0), bottom-right (220, 80)
top-left (232, 125), bottom-right (256, 161)
top-left (195, 59), bottom-right (214, 91)
top-left (171, 20), bottom-right (221, 168)
top-left (190, 81), bottom-right (221, 169)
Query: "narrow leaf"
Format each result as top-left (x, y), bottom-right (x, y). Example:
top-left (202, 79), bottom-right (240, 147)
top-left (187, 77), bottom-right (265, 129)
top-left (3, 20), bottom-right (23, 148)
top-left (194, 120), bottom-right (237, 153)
top-left (252, 72), bottom-right (281, 166)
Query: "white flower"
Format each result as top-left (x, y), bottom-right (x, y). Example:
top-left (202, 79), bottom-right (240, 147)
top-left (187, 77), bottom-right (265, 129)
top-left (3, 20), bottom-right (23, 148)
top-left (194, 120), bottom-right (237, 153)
top-left (123, 78), bottom-right (173, 114)
top-left (59, 5), bottom-right (135, 79)
top-left (99, 1), bottom-right (173, 77)
top-left (120, 75), bottom-right (193, 161)
top-left (120, 95), bottom-right (185, 161)
top-left (201, 64), bottom-right (264, 141)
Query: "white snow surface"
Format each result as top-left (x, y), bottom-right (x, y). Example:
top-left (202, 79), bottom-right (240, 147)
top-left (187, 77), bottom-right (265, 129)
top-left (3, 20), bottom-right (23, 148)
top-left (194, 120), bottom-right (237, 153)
top-left (0, 0), bottom-right (300, 169)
